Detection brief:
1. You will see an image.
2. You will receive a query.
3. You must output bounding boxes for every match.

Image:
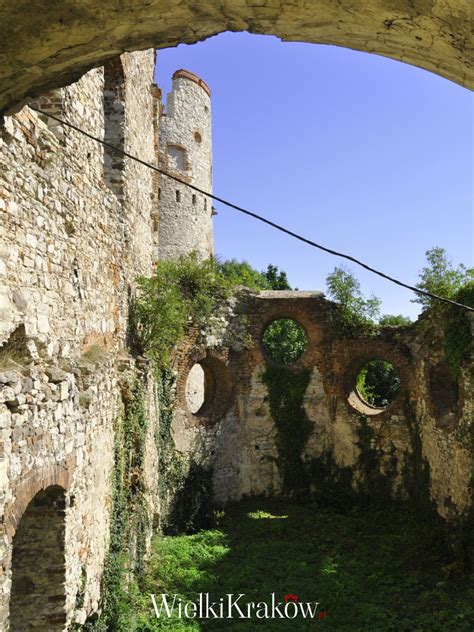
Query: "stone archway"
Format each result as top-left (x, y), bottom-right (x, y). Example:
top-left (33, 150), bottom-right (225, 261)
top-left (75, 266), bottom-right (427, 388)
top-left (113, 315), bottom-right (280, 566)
top-left (0, 0), bottom-right (472, 114)
top-left (9, 486), bottom-right (67, 631)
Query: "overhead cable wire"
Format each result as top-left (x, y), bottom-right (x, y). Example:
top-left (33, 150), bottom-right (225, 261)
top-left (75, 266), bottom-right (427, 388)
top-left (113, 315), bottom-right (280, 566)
top-left (29, 105), bottom-right (474, 312)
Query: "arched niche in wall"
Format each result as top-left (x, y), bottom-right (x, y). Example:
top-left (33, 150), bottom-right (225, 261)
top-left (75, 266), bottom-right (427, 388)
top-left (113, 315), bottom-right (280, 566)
top-left (9, 485), bottom-right (67, 631)
top-left (181, 350), bottom-right (233, 426)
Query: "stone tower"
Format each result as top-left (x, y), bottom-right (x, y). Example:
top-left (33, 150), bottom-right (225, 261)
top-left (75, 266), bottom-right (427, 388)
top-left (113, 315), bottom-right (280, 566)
top-left (156, 69), bottom-right (213, 260)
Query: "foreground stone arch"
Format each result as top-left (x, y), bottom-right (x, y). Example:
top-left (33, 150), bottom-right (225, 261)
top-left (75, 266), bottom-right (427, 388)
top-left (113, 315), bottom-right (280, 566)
top-left (0, 0), bottom-right (472, 114)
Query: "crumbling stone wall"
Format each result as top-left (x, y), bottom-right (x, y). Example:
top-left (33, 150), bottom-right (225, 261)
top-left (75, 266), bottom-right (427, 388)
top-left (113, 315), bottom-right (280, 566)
top-left (0, 31), bottom-right (472, 630)
top-left (170, 290), bottom-right (473, 522)
top-left (0, 50), bottom-right (161, 628)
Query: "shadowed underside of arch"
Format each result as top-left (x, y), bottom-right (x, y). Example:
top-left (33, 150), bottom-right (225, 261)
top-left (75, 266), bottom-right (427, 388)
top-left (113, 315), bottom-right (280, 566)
top-left (0, 0), bottom-right (472, 114)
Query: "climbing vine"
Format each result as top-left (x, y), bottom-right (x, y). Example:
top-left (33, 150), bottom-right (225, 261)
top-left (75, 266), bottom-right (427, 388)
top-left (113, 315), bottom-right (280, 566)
top-left (442, 282), bottom-right (474, 379)
top-left (85, 380), bottom-right (149, 630)
top-left (354, 416), bottom-right (394, 503)
top-left (155, 367), bottom-right (215, 534)
top-left (262, 366), bottom-right (312, 496)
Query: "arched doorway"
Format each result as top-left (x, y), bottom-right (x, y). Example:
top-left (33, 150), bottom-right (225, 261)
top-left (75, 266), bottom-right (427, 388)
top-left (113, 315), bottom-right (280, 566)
top-left (9, 486), bottom-right (67, 631)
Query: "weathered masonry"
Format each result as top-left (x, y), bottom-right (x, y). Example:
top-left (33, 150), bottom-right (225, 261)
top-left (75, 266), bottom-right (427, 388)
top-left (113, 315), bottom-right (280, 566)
top-left (0, 49), bottom-right (215, 628)
top-left (0, 2), bottom-right (473, 625)
top-left (0, 0), bottom-right (472, 115)
top-left (172, 291), bottom-right (474, 517)
top-left (157, 69), bottom-right (214, 261)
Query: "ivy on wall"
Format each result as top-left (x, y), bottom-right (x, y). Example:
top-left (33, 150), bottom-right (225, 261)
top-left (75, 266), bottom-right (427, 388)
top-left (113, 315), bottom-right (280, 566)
top-left (155, 368), bottom-right (214, 535)
top-left (88, 255), bottom-right (240, 627)
top-left (84, 380), bottom-right (149, 630)
top-left (262, 366), bottom-right (312, 496)
top-left (443, 283), bottom-right (474, 379)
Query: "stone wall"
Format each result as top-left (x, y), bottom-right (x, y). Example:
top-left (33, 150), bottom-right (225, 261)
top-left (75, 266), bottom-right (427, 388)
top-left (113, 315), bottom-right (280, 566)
top-left (170, 290), bottom-right (473, 521)
top-left (0, 50), bottom-right (161, 628)
top-left (0, 34), bottom-right (472, 630)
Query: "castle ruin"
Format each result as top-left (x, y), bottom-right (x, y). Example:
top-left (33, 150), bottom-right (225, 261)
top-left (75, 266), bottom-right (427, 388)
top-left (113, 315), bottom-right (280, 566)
top-left (0, 42), bottom-right (473, 630)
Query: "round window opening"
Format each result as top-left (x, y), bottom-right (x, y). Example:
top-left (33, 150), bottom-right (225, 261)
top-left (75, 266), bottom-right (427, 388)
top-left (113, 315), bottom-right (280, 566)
top-left (185, 362), bottom-right (213, 414)
top-left (262, 318), bottom-right (308, 365)
top-left (355, 360), bottom-right (400, 410)
top-left (194, 131), bottom-right (202, 144)
top-left (183, 355), bottom-right (232, 421)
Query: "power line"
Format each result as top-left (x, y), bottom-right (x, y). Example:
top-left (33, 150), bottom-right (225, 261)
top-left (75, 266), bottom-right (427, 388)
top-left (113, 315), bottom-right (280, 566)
top-left (29, 105), bottom-right (474, 313)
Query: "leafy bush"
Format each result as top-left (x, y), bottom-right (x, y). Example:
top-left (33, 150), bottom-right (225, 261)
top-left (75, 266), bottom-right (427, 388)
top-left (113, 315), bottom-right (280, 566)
top-left (215, 259), bottom-right (291, 291)
top-left (379, 314), bottom-right (412, 326)
top-left (262, 318), bottom-right (308, 365)
top-left (131, 254), bottom-right (233, 366)
top-left (131, 255), bottom-right (296, 366)
top-left (443, 281), bottom-right (474, 378)
top-left (215, 258), bottom-right (271, 289)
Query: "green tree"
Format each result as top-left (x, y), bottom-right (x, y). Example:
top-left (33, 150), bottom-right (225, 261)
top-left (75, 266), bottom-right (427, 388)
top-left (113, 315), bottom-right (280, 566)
top-left (215, 260), bottom-right (293, 291)
top-left (263, 264), bottom-right (292, 290)
top-left (262, 319), bottom-right (308, 365)
top-left (326, 266), bottom-right (381, 332)
top-left (413, 247), bottom-right (473, 312)
top-left (215, 258), bottom-right (272, 290)
top-left (379, 314), bottom-right (412, 326)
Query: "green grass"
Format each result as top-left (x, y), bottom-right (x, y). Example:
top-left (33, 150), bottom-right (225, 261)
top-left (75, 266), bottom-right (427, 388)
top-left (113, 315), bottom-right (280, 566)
top-left (116, 500), bottom-right (474, 631)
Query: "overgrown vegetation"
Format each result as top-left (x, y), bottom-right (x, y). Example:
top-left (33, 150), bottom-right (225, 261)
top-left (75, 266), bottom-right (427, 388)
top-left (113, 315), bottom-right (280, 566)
top-left (93, 255), bottom-right (299, 627)
top-left (155, 368), bottom-right (214, 536)
top-left (379, 313), bottom-right (412, 326)
top-left (326, 247), bottom-right (473, 390)
top-left (401, 399), bottom-right (437, 520)
top-left (86, 380), bottom-right (150, 630)
top-left (262, 318), bottom-right (308, 365)
top-left (262, 366), bottom-right (312, 495)
top-left (215, 259), bottom-right (291, 290)
top-left (443, 282), bottom-right (474, 378)
top-left (414, 248), bottom-right (474, 378)
top-left (413, 246), bottom-right (473, 313)
top-left (356, 360), bottom-right (400, 407)
top-left (130, 254), bottom-right (234, 366)
top-left (95, 248), bottom-right (473, 628)
top-left (112, 499), bottom-right (474, 631)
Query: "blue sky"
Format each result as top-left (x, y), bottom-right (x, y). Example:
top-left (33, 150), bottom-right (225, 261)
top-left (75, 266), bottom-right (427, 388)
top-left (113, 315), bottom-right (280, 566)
top-left (154, 32), bottom-right (473, 319)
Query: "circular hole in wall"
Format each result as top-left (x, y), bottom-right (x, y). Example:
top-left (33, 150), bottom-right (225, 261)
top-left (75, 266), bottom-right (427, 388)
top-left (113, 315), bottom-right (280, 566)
top-left (183, 355), bottom-right (232, 423)
top-left (351, 360), bottom-right (400, 414)
top-left (194, 131), bottom-right (202, 144)
top-left (262, 318), bottom-right (308, 365)
top-left (185, 362), bottom-right (212, 414)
